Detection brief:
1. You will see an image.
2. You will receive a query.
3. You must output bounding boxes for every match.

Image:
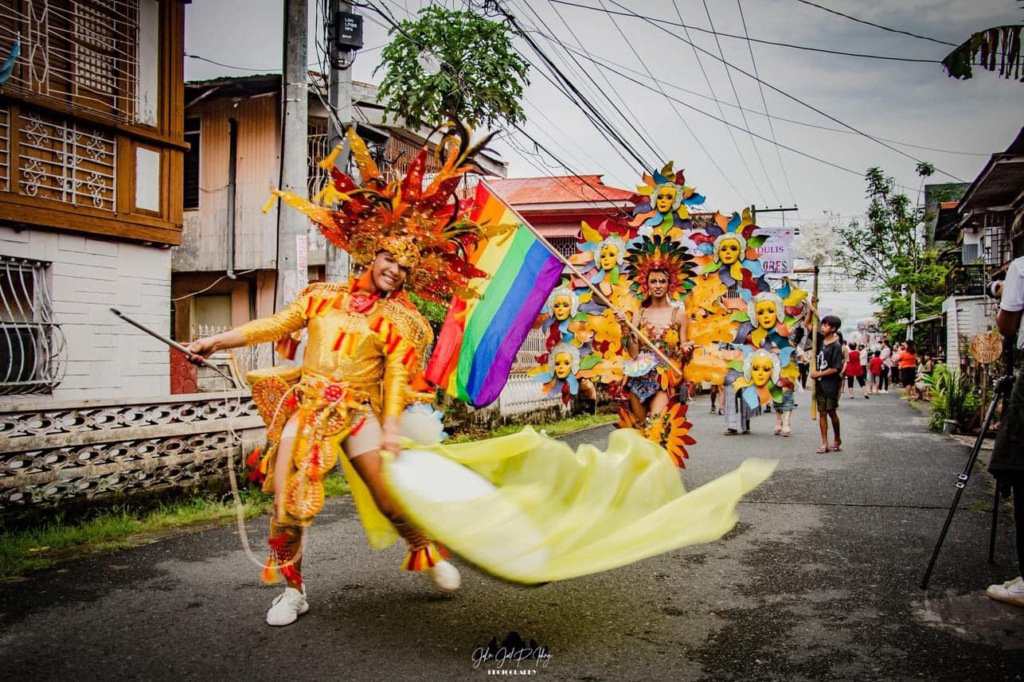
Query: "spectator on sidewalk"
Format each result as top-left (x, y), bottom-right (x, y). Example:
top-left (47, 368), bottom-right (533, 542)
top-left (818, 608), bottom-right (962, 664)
top-left (868, 351), bottom-right (883, 394)
top-left (900, 341), bottom-right (919, 400)
top-left (891, 342), bottom-right (903, 388)
top-left (845, 342), bottom-right (869, 399)
top-left (879, 340), bottom-right (892, 393)
top-left (916, 352), bottom-right (935, 401)
top-left (987, 254), bottom-right (1024, 608)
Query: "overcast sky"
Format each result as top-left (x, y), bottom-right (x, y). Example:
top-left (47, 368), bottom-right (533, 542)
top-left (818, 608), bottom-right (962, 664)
top-left (184, 0), bottom-right (1024, 323)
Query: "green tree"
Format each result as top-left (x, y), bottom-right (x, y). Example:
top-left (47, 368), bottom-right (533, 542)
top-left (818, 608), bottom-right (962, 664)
top-left (834, 167), bottom-right (952, 341)
top-left (375, 6), bottom-right (530, 130)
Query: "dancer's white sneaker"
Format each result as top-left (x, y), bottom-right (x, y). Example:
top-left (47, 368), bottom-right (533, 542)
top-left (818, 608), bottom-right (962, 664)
top-left (987, 576), bottom-right (1024, 607)
top-left (266, 586), bottom-right (309, 626)
top-left (431, 560), bottom-right (461, 594)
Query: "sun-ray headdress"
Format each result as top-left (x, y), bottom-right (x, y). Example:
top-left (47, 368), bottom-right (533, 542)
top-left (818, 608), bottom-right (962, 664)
top-left (625, 234), bottom-right (697, 302)
top-left (264, 123), bottom-right (511, 303)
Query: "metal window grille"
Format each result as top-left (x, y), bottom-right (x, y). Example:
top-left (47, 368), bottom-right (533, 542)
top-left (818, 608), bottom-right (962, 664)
top-left (984, 213), bottom-right (1009, 268)
top-left (306, 123), bottom-right (329, 252)
top-left (0, 256), bottom-right (66, 395)
top-left (513, 327), bottom-right (546, 371)
top-left (18, 109), bottom-right (117, 210)
top-left (307, 121), bottom-right (329, 199)
top-left (548, 237), bottom-right (577, 261)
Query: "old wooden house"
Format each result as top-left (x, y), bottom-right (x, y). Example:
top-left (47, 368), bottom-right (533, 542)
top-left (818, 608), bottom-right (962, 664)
top-left (0, 0), bottom-right (188, 400)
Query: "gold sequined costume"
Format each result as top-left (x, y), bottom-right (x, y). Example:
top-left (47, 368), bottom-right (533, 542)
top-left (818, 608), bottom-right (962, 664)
top-left (244, 280), bottom-right (445, 583)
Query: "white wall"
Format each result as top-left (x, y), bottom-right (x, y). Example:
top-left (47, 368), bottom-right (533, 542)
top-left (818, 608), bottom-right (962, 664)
top-left (942, 295), bottom-right (993, 370)
top-left (0, 226), bottom-right (171, 400)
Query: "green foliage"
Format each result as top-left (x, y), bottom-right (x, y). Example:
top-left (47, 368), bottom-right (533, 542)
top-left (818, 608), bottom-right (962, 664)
top-left (0, 475), bottom-right (352, 581)
top-left (408, 291), bottom-right (449, 326)
top-left (926, 364), bottom-right (982, 431)
top-left (834, 167), bottom-right (952, 342)
top-left (444, 413), bottom-right (617, 444)
top-left (375, 6), bottom-right (530, 130)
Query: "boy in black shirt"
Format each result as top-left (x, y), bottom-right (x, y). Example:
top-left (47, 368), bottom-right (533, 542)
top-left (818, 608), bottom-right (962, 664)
top-left (811, 314), bottom-right (844, 453)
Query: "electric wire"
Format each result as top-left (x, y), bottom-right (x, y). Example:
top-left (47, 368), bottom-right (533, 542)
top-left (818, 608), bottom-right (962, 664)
top-left (599, 0), bottom-right (967, 182)
top-left (365, 0), bottom-right (640, 211)
top-left (736, 0), bottom-right (798, 209)
top-left (791, 0), bottom-right (957, 47)
top-left (543, 38), bottom-right (989, 157)
top-left (479, 0), bottom-right (657, 169)
top-left (533, 46), bottom-right (867, 178)
top-left (699, 0), bottom-right (776, 204)
top-left (586, 0), bottom-right (749, 200)
top-left (518, 0), bottom-right (670, 164)
top-left (667, 0), bottom-right (755, 200)
top-left (548, 0), bottom-right (949, 62)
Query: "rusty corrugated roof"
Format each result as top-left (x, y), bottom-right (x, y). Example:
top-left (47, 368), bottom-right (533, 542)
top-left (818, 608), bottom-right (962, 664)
top-left (488, 176), bottom-right (634, 205)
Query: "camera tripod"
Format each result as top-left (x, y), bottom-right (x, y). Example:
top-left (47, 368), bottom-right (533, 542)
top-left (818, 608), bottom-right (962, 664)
top-left (921, 373), bottom-right (1014, 589)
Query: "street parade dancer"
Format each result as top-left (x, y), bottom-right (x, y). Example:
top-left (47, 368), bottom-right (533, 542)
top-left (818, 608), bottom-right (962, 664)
top-left (614, 235), bottom-right (698, 466)
top-left (184, 127), bottom-right (503, 625)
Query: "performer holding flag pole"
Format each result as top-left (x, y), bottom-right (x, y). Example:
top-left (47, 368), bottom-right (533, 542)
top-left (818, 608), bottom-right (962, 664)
top-left (482, 180), bottom-right (684, 379)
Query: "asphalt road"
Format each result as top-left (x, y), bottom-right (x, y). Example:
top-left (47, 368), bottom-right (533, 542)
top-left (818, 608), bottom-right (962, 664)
top-left (2, 390), bottom-right (1023, 681)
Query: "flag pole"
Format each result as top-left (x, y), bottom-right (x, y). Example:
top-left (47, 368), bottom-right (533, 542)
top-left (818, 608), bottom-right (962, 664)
top-left (810, 266), bottom-right (820, 420)
top-left (481, 180), bottom-right (683, 376)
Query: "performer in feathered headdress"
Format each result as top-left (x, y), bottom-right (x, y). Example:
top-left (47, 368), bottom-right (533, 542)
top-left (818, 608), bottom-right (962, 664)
top-left (614, 234), bottom-right (698, 466)
top-left (184, 124), bottom-right (510, 626)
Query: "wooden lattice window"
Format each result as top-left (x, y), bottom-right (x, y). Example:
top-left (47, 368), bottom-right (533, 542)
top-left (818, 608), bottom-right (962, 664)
top-left (0, 0), bottom-right (140, 124)
top-left (0, 104), bottom-right (9, 192)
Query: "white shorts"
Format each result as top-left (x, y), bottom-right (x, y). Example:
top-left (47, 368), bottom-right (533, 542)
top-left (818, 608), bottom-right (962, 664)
top-left (281, 411), bottom-right (382, 459)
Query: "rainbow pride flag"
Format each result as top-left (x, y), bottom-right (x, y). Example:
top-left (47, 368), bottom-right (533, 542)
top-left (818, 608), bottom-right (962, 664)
top-left (425, 182), bottom-right (564, 407)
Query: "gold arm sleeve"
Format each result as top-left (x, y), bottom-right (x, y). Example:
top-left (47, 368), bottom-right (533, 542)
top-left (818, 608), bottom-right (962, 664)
top-left (236, 292), bottom-right (308, 345)
top-left (381, 336), bottom-right (411, 419)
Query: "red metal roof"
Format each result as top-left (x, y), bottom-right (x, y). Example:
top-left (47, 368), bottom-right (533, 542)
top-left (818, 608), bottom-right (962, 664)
top-left (939, 201), bottom-right (959, 210)
top-left (488, 175), bottom-right (634, 206)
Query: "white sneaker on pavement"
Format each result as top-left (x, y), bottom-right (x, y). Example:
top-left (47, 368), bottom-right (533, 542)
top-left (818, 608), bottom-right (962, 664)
top-left (266, 586), bottom-right (309, 626)
top-left (987, 576), bottom-right (1024, 607)
top-left (431, 560), bottom-right (461, 594)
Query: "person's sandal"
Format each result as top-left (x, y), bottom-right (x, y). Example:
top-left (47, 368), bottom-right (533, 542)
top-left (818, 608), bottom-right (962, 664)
top-left (815, 446), bottom-right (829, 454)
top-left (829, 442), bottom-right (842, 452)
top-left (724, 429), bottom-right (739, 436)
top-left (774, 425), bottom-right (782, 436)
top-left (781, 428), bottom-right (790, 437)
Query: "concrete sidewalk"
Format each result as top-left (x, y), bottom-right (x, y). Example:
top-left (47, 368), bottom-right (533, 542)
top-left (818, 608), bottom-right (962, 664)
top-left (1, 390), bottom-right (1022, 681)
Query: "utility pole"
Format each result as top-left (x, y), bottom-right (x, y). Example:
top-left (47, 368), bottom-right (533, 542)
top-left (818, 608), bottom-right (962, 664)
top-left (908, 291), bottom-right (917, 342)
top-left (324, 1), bottom-right (363, 283)
top-left (277, 0), bottom-right (309, 308)
top-left (750, 205), bottom-right (800, 228)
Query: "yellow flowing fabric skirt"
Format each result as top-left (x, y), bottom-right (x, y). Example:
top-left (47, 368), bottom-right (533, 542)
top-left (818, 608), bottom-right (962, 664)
top-left (381, 427), bottom-right (776, 584)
